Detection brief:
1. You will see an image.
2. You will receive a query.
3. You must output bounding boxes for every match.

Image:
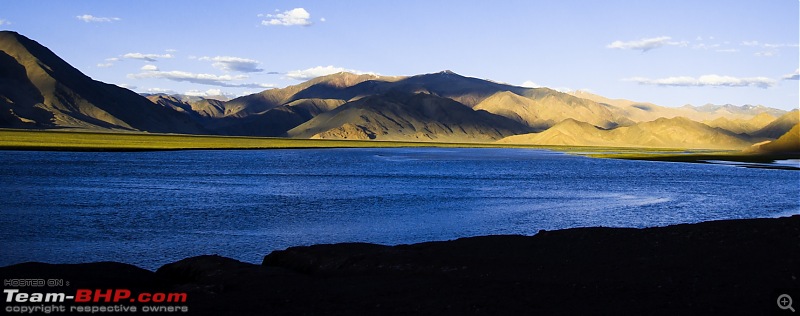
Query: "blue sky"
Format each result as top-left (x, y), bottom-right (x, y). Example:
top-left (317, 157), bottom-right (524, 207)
top-left (2, 0), bottom-right (798, 110)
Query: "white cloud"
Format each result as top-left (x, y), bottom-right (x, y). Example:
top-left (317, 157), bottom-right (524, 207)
top-left (320, 17), bottom-right (326, 22)
top-left (625, 75), bottom-right (775, 89)
top-left (286, 65), bottom-right (376, 80)
top-left (520, 81), bottom-right (541, 88)
top-left (715, 48), bottom-right (739, 53)
top-left (122, 53), bottom-right (174, 62)
top-left (606, 36), bottom-right (686, 52)
top-left (764, 43), bottom-right (799, 48)
top-left (783, 69), bottom-right (800, 81)
top-left (0, 19), bottom-right (11, 25)
top-left (261, 8), bottom-right (312, 26)
top-left (741, 41), bottom-right (798, 49)
top-left (165, 49), bottom-right (177, 53)
top-left (76, 14), bottom-right (121, 23)
top-left (96, 57), bottom-right (121, 68)
top-left (117, 84), bottom-right (136, 90)
top-left (754, 51), bottom-right (777, 57)
top-left (128, 69), bottom-right (271, 88)
top-left (692, 43), bottom-right (720, 50)
top-left (199, 56), bottom-right (263, 73)
top-left (141, 64), bottom-right (159, 71)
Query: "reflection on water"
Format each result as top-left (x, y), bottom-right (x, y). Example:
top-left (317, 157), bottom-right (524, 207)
top-left (0, 148), bottom-right (798, 269)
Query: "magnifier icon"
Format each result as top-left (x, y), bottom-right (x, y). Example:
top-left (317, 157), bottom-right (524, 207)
top-left (778, 294), bottom-right (795, 312)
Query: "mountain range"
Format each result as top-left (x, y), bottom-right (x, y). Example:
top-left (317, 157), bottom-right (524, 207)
top-left (1, 31), bottom-right (797, 151)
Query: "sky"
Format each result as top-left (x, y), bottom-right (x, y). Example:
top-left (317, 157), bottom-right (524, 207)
top-left (1, 0), bottom-right (798, 110)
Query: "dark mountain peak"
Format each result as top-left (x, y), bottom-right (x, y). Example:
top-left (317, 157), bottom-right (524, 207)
top-left (0, 31), bottom-right (204, 133)
top-left (306, 72), bottom-right (385, 88)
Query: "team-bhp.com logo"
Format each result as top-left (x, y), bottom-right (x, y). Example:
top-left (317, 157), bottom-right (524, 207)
top-left (4, 287), bottom-right (189, 313)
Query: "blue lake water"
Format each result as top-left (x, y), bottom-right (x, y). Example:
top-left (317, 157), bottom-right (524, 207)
top-left (1, 148), bottom-right (798, 270)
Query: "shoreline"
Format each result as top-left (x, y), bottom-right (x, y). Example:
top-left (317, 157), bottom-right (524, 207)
top-left (4, 128), bottom-right (798, 170)
top-left (2, 215), bottom-right (799, 315)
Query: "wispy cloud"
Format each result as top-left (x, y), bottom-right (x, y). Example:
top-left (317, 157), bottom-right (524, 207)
top-left (260, 8), bottom-right (312, 26)
top-left (128, 69), bottom-right (272, 88)
top-left (141, 64), bottom-right (159, 71)
top-left (754, 50), bottom-right (777, 57)
top-left (286, 65), bottom-right (376, 80)
top-left (199, 56), bottom-right (263, 73)
top-left (741, 41), bottom-right (799, 49)
top-left (692, 43), bottom-right (720, 50)
top-left (0, 19), bottom-right (11, 26)
top-left (625, 75), bottom-right (775, 89)
top-left (606, 36), bottom-right (686, 52)
top-left (96, 57), bottom-right (120, 68)
top-left (76, 14), bottom-right (121, 23)
top-left (764, 43), bottom-right (799, 48)
top-left (122, 53), bottom-right (174, 62)
top-left (783, 69), bottom-right (800, 81)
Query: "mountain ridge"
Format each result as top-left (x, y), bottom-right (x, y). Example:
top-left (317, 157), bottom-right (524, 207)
top-left (0, 31), bottom-right (793, 150)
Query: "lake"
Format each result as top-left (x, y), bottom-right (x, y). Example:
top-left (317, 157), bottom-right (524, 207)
top-left (1, 148), bottom-right (798, 270)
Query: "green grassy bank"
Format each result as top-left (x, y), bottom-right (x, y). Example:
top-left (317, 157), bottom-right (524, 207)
top-left (1, 129), bottom-right (795, 170)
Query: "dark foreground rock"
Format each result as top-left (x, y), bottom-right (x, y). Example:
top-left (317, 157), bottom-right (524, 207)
top-left (2, 216), bottom-right (799, 315)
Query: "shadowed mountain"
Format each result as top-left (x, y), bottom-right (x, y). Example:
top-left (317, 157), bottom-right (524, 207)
top-left (756, 123), bottom-right (800, 153)
top-left (227, 71), bottom-right (630, 136)
top-left (222, 73), bottom-right (401, 118)
top-left (359, 70), bottom-right (529, 107)
top-left (752, 110), bottom-right (800, 139)
top-left (0, 31), bottom-right (203, 133)
top-left (287, 92), bottom-right (532, 142)
top-left (498, 117), bottom-right (752, 149)
top-left (222, 71), bottom-right (530, 119)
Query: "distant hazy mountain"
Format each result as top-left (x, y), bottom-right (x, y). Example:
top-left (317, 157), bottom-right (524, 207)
top-left (0, 31), bottom-right (203, 133)
top-left (703, 113), bottom-right (777, 135)
top-left (498, 117), bottom-right (752, 149)
top-left (686, 103), bottom-right (787, 117)
top-left (569, 90), bottom-right (787, 123)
